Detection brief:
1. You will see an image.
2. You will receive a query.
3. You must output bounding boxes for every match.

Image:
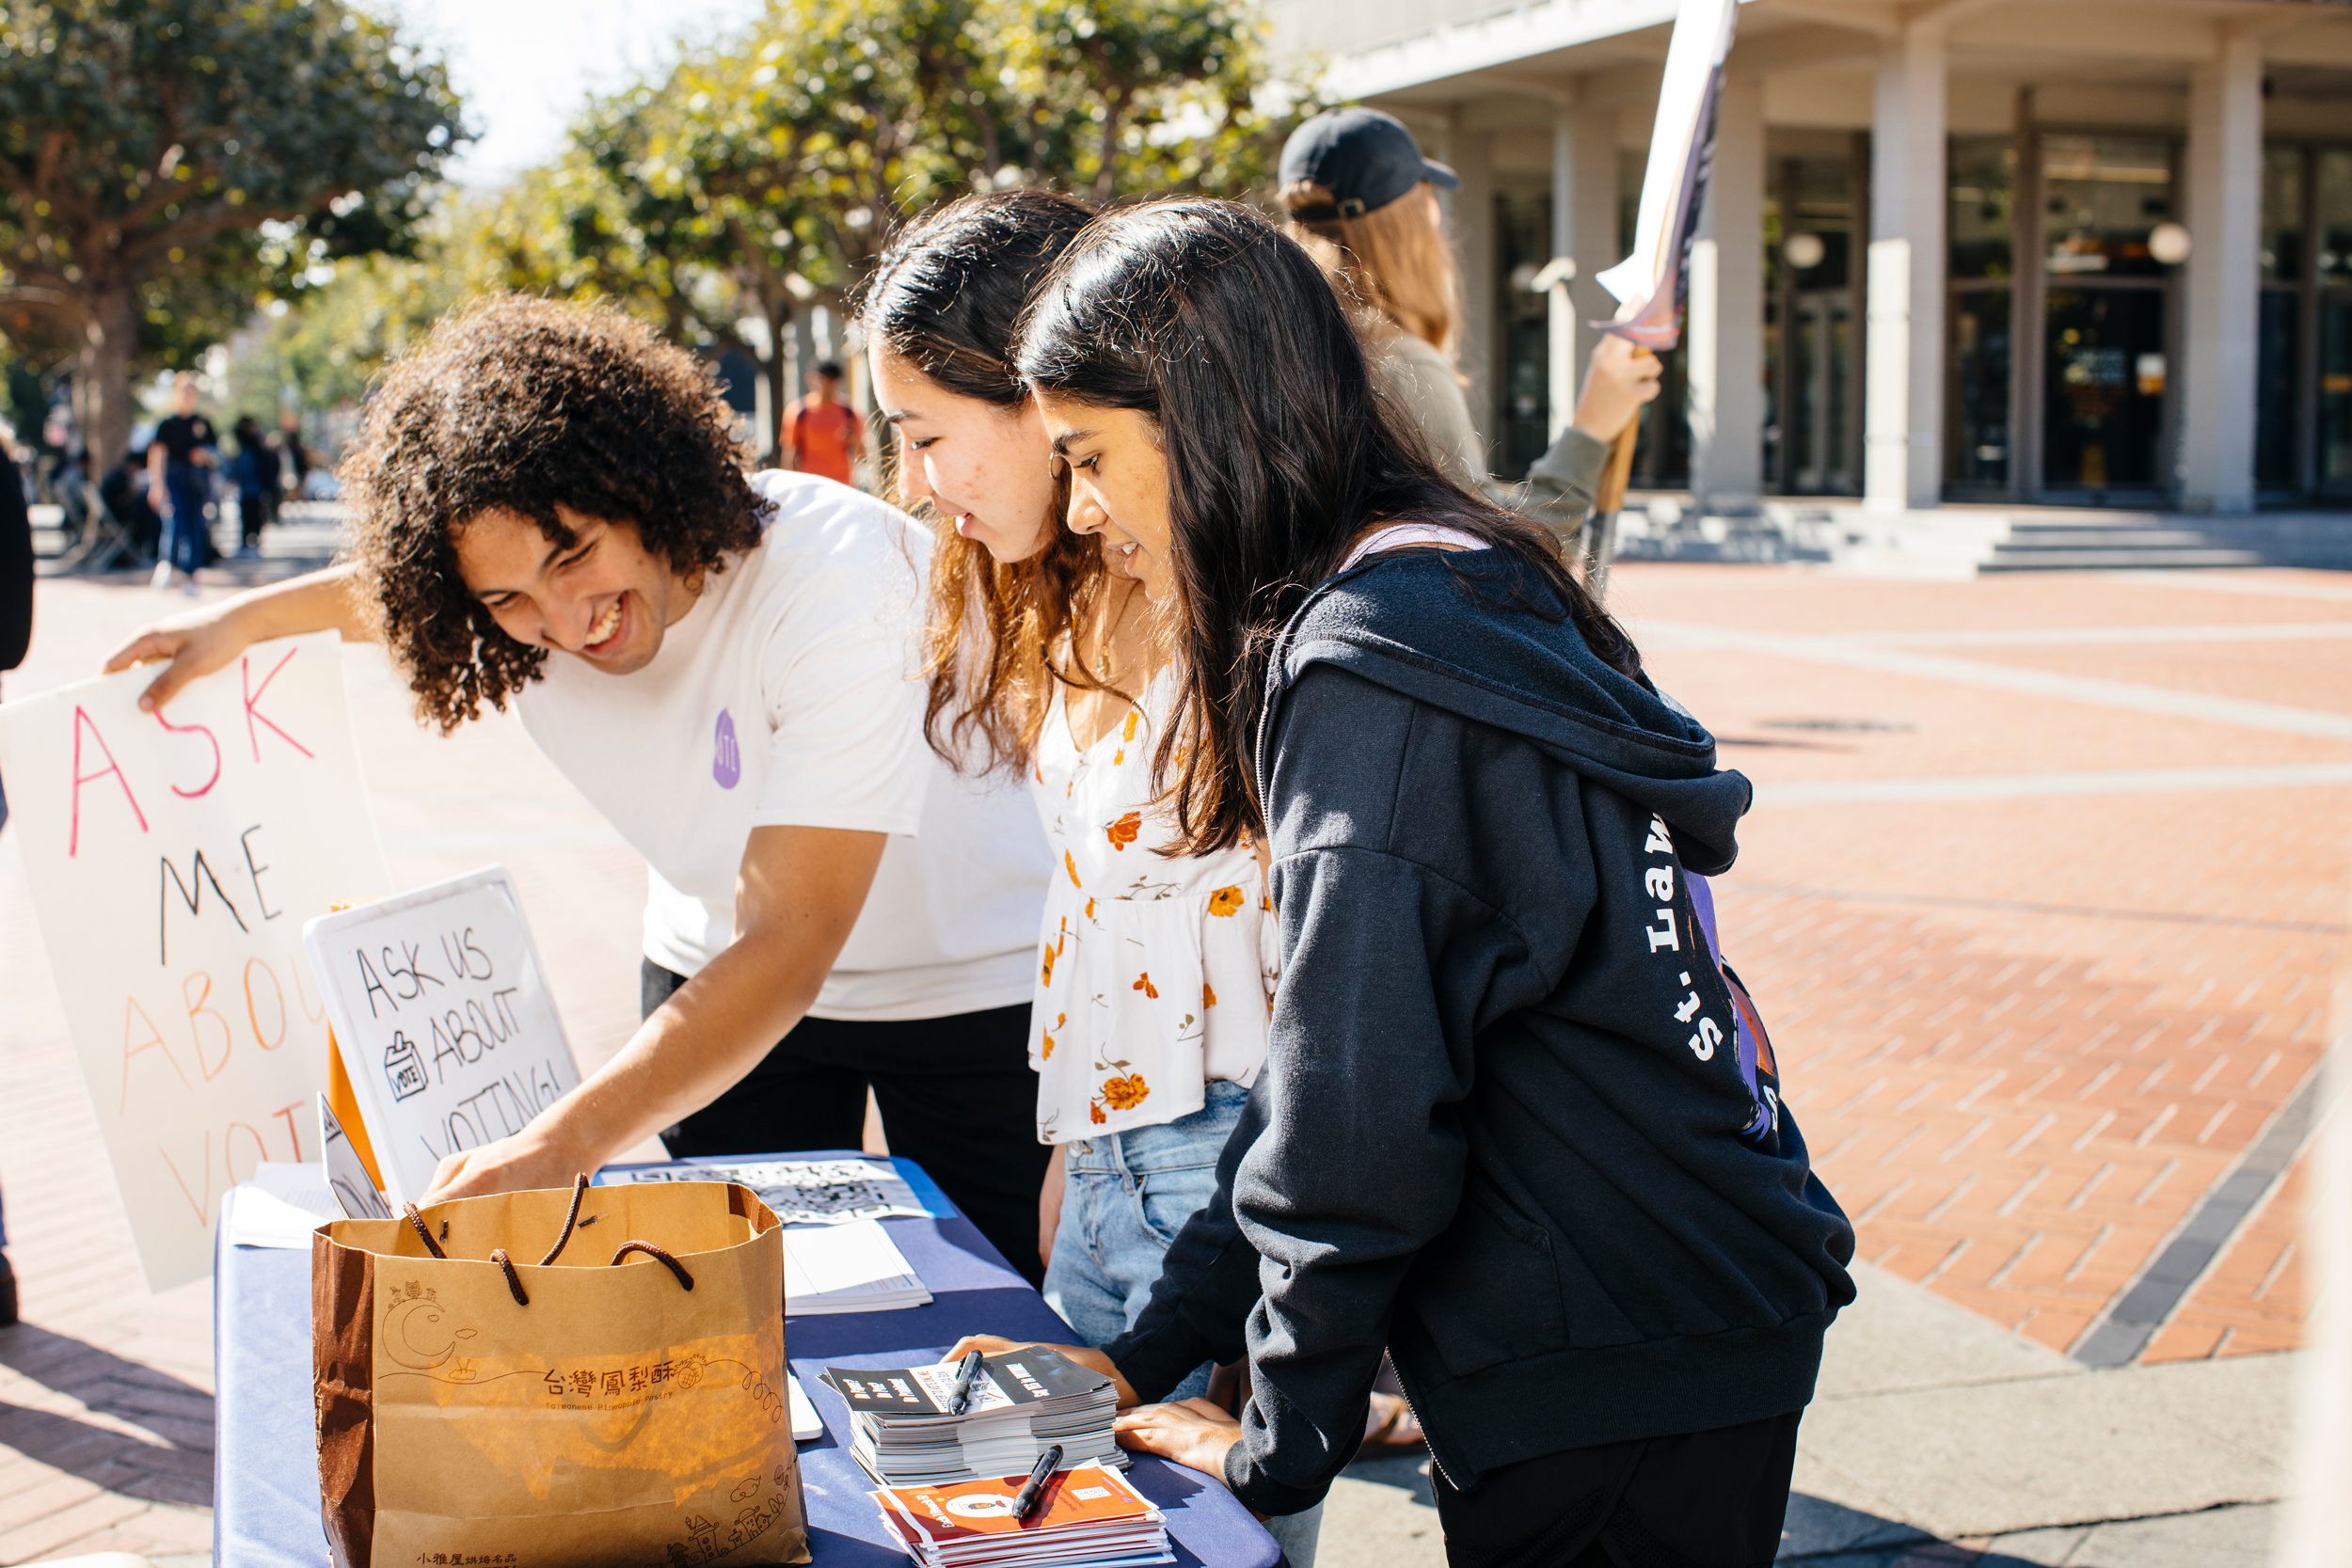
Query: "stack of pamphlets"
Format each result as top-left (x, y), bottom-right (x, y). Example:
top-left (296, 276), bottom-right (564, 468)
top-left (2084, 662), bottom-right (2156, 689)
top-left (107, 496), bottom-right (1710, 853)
top-left (824, 1349), bottom-right (1125, 1486)
top-left (781, 1219), bottom-right (932, 1316)
top-left (870, 1461), bottom-right (1171, 1568)
top-left (601, 1156), bottom-right (935, 1226)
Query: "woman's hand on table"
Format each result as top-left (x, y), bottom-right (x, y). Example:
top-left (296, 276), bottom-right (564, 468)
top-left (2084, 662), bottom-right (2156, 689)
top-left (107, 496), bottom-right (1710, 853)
top-left (1114, 1398), bottom-right (1243, 1485)
top-left (944, 1335), bottom-right (1141, 1409)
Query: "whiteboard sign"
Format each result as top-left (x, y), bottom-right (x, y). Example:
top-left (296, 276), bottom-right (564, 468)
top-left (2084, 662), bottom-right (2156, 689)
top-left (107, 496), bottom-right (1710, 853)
top-left (303, 865), bottom-right (582, 1203)
top-left (0, 632), bottom-right (391, 1289)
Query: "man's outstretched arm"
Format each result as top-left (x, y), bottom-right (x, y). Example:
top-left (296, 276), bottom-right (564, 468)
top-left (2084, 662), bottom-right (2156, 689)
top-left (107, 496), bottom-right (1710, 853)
top-left (421, 823), bottom-right (885, 1198)
top-left (104, 564), bottom-right (379, 711)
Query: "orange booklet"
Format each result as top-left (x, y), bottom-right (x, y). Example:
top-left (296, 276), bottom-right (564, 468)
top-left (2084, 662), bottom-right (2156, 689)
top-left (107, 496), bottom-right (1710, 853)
top-left (870, 1461), bottom-right (1168, 1563)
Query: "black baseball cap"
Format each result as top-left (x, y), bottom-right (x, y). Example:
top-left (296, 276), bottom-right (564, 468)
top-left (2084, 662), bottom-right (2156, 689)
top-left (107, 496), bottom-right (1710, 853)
top-left (1279, 107), bottom-right (1459, 222)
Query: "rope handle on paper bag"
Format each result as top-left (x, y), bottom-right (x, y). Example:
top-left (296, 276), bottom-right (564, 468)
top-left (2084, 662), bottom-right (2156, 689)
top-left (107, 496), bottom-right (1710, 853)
top-left (610, 1241), bottom-right (696, 1292)
top-left (539, 1174), bottom-right (591, 1265)
top-left (399, 1178), bottom-right (697, 1307)
top-left (403, 1204), bottom-right (447, 1259)
top-left (490, 1249), bottom-right (528, 1306)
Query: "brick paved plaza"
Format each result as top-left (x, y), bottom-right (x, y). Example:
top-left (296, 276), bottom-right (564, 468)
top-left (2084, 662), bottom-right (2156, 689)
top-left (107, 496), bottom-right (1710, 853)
top-left (1, 557), bottom-right (2344, 1562)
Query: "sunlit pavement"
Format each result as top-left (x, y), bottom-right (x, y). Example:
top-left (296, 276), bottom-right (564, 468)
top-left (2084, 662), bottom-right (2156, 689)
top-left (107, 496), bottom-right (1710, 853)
top-left (1332, 564), bottom-right (2347, 1567)
top-left (3, 548), bottom-right (2344, 1563)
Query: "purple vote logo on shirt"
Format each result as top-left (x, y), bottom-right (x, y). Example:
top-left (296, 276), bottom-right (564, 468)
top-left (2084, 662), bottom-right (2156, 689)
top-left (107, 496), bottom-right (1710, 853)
top-left (713, 707), bottom-right (741, 789)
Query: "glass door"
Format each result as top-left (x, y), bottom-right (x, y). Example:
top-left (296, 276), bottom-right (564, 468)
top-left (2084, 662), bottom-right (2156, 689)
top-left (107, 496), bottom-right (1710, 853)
top-left (2312, 150), bottom-right (2352, 499)
top-left (1786, 293), bottom-right (1855, 492)
top-left (1767, 145), bottom-right (1863, 495)
top-left (2042, 288), bottom-right (2169, 493)
top-left (2033, 135), bottom-right (2178, 500)
top-left (2318, 294), bottom-right (2352, 497)
top-left (1947, 138), bottom-right (2016, 495)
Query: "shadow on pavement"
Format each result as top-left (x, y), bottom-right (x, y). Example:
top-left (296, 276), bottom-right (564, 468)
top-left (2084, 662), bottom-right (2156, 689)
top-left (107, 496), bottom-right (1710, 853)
top-left (1338, 1449), bottom-right (1435, 1507)
top-left (0, 1320), bottom-right (215, 1499)
top-left (1778, 1494), bottom-right (2064, 1566)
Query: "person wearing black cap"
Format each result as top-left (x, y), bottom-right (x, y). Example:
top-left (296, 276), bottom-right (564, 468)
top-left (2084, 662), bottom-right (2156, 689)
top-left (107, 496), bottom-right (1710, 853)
top-left (1279, 108), bottom-right (1666, 550)
top-left (1279, 108), bottom-right (1485, 487)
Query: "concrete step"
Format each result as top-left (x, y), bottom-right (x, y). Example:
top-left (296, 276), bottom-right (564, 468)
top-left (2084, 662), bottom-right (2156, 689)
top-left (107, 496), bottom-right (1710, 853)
top-left (1996, 530), bottom-right (2226, 550)
top-left (1980, 547), bottom-right (2269, 571)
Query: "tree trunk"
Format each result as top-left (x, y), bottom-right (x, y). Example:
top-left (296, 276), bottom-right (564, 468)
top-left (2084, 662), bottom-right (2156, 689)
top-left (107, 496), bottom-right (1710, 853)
top-left (766, 304), bottom-right (793, 460)
top-left (85, 283), bottom-right (140, 474)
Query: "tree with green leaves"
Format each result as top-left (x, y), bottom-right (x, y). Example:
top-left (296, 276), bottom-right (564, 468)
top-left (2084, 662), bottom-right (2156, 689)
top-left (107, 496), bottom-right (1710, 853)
top-left (0, 0), bottom-right (465, 467)
top-left (528, 0), bottom-right (1318, 451)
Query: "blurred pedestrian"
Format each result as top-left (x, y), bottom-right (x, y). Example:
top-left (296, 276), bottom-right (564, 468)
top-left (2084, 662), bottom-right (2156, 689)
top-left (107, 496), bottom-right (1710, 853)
top-left (50, 448), bottom-right (93, 548)
top-left (780, 359), bottom-right (867, 487)
top-left (146, 372), bottom-right (218, 593)
top-left (230, 414), bottom-right (281, 557)
top-left (278, 409), bottom-right (310, 494)
top-left (103, 449), bottom-right (162, 562)
top-left (1279, 108), bottom-right (1484, 487)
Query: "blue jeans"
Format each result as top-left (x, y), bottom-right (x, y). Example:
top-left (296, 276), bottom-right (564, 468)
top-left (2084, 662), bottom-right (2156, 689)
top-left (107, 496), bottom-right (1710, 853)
top-left (1044, 1084), bottom-right (1326, 1567)
top-left (163, 465), bottom-right (209, 573)
top-left (1046, 1082), bottom-right (1247, 1400)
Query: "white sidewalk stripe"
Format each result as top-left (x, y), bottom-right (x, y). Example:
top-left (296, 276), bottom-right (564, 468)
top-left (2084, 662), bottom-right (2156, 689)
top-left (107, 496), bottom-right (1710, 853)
top-left (1643, 619), bottom-right (2352, 740)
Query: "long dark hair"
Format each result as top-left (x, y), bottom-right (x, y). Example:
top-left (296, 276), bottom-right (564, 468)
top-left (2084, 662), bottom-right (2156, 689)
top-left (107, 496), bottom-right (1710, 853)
top-left (1015, 198), bottom-right (1639, 855)
top-left (859, 188), bottom-right (1108, 776)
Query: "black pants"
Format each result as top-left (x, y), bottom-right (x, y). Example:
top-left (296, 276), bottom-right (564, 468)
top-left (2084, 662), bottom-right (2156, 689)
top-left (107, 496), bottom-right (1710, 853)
top-left (1433, 1410), bottom-right (1802, 1568)
top-left (240, 487), bottom-right (278, 546)
top-left (642, 960), bottom-right (1051, 1285)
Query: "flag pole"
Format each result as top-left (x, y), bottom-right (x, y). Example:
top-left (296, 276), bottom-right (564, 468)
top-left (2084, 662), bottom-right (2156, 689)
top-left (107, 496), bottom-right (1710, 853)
top-left (1585, 407), bottom-right (1641, 605)
top-left (1583, 0), bottom-right (1740, 605)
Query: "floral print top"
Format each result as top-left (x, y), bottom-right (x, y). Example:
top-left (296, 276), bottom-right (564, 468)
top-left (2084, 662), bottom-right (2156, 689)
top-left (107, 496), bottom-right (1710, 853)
top-left (1027, 668), bottom-right (1276, 1144)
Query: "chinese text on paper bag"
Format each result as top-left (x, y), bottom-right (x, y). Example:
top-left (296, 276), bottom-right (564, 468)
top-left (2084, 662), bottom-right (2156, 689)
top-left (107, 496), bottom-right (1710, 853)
top-left (0, 632), bottom-right (391, 1288)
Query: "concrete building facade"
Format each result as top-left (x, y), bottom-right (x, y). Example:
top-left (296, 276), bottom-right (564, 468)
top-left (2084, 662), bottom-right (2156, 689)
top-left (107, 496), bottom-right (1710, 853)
top-left (1269, 0), bottom-right (2352, 516)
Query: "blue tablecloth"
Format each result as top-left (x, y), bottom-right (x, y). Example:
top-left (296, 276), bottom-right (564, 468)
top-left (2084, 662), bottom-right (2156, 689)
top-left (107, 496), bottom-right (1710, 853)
top-left (211, 1152), bottom-right (1278, 1567)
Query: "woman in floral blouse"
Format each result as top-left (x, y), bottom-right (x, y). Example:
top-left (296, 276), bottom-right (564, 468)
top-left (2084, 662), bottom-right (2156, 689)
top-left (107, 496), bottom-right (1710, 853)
top-left (861, 192), bottom-right (1281, 1408)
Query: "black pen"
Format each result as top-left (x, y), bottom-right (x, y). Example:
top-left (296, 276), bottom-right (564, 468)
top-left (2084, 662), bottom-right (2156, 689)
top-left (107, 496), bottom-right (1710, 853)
top-left (945, 1350), bottom-right (984, 1416)
top-left (1011, 1443), bottom-right (1064, 1522)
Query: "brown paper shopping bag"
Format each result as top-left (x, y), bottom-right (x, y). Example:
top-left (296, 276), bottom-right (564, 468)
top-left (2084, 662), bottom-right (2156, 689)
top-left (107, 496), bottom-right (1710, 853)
top-left (314, 1179), bottom-right (810, 1568)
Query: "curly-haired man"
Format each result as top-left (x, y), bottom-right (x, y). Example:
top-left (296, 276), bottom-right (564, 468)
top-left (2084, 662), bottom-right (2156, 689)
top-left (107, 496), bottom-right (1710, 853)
top-left (105, 296), bottom-right (1055, 1277)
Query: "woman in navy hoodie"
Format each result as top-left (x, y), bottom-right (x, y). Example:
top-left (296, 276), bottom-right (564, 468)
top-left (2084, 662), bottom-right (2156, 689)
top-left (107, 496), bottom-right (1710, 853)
top-left (998, 198), bottom-right (1858, 1566)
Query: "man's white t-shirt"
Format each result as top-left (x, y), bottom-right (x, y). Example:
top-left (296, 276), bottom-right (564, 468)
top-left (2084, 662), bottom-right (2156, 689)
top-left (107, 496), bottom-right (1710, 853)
top-left (516, 469), bottom-right (1046, 1022)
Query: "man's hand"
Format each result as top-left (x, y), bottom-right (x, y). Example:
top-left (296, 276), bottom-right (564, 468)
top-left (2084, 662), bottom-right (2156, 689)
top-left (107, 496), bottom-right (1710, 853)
top-left (1113, 1398), bottom-right (1242, 1481)
top-left (107, 602), bottom-right (262, 712)
top-left (421, 1122), bottom-right (594, 1204)
top-left (103, 563), bottom-right (373, 712)
top-left (943, 1336), bottom-right (1141, 1409)
top-left (1570, 335), bottom-right (1664, 445)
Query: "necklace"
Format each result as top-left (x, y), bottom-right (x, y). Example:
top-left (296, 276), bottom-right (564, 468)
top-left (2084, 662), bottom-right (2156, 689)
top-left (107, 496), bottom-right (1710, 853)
top-left (1094, 586), bottom-right (1138, 683)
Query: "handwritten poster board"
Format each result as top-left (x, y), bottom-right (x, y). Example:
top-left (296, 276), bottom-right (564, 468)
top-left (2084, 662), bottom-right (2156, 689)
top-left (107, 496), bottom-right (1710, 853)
top-left (303, 865), bottom-right (582, 1204)
top-left (0, 632), bottom-right (392, 1289)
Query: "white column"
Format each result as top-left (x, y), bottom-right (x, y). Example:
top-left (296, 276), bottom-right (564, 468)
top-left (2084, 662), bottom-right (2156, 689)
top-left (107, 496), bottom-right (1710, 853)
top-left (1867, 24), bottom-right (1948, 512)
top-left (1450, 129), bottom-right (1498, 470)
top-left (2180, 32), bottom-right (2263, 513)
top-left (1549, 103), bottom-right (1620, 441)
top-left (1688, 76), bottom-right (1766, 509)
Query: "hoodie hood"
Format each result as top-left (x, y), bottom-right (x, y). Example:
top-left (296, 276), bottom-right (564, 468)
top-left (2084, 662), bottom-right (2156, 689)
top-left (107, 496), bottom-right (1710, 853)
top-left (1260, 548), bottom-right (1751, 874)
